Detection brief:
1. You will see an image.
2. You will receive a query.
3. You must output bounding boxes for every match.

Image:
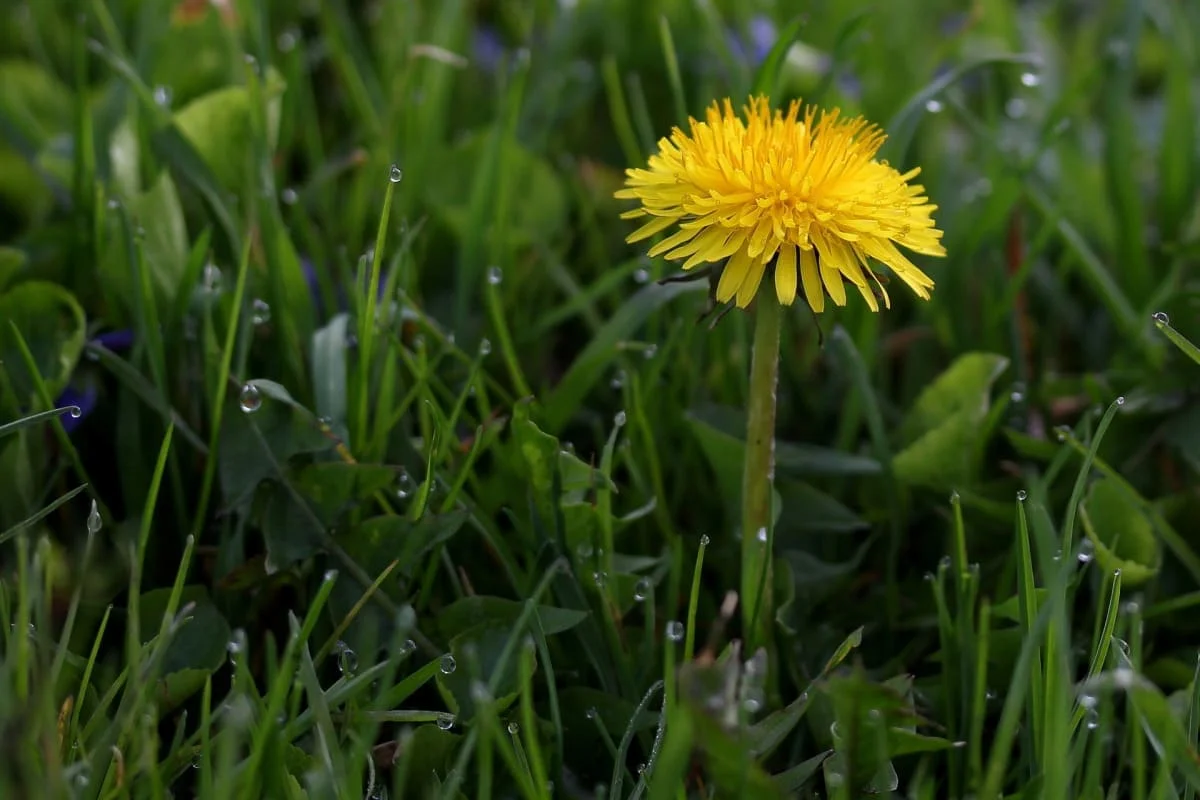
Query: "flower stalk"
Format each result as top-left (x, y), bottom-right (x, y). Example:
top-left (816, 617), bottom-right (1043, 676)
top-left (741, 291), bottom-right (782, 653)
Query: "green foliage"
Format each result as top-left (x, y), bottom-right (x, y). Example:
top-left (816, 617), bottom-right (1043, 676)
top-left (3, 1), bottom-right (1200, 799)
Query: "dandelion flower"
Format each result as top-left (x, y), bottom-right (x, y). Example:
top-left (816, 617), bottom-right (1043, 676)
top-left (615, 96), bottom-right (946, 311)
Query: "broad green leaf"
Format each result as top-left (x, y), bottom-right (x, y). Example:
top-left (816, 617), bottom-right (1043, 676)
top-left (1080, 478), bottom-right (1161, 587)
top-left (894, 352), bottom-right (1009, 490)
top-left (216, 384), bottom-right (331, 508)
top-left (425, 127), bottom-right (568, 248)
top-left (137, 586), bottom-right (231, 714)
top-left (0, 60), bottom-right (72, 145)
top-left (339, 509), bottom-right (469, 581)
top-left (0, 280), bottom-right (86, 402)
top-left (773, 751), bottom-right (831, 793)
top-left (0, 246), bottom-right (24, 290)
top-left (436, 596), bottom-right (588, 642)
top-left (172, 70), bottom-right (285, 192)
top-left (311, 313), bottom-right (350, 426)
top-left (434, 623), bottom-right (523, 720)
top-left (127, 169), bottom-right (189, 308)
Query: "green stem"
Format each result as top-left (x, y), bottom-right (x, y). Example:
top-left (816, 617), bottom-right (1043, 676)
top-left (741, 292), bottom-right (782, 653)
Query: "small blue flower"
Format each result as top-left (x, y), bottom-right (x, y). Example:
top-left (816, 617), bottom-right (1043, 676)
top-left (472, 25), bottom-right (504, 73)
top-left (727, 15), bottom-right (777, 67)
top-left (55, 328), bottom-right (134, 433)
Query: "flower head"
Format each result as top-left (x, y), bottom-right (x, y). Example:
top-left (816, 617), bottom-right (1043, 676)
top-left (615, 96), bottom-right (946, 312)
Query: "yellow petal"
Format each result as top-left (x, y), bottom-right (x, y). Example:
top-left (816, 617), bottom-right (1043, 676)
top-left (736, 254), bottom-right (767, 308)
top-left (646, 226), bottom-right (699, 258)
top-left (716, 247), bottom-right (753, 303)
top-left (775, 244), bottom-right (797, 305)
top-left (626, 214), bottom-right (678, 244)
top-left (799, 246), bottom-right (824, 313)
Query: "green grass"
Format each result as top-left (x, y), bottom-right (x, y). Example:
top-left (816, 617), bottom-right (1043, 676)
top-left (2, 0), bottom-right (1200, 797)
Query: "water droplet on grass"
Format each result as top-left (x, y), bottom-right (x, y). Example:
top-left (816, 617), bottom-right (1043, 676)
top-left (1020, 72), bottom-right (1041, 87)
top-left (486, 265), bottom-right (503, 285)
top-left (614, 410), bottom-right (627, 427)
top-left (389, 165), bottom-right (404, 183)
top-left (755, 527), bottom-right (768, 544)
top-left (87, 500), bottom-right (102, 534)
top-left (239, 384), bottom-right (262, 413)
top-left (436, 713), bottom-right (454, 731)
top-left (665, 620), bottom-right (684, 642)
top-left (1005, 98), bottom-right (1027, 118)
top-left (924, 98), bottom-right (943, 113)
top-left (633, 577), bottom-right (651, 602)
top-left (1153, 311), bottom-right (1170, 326)
top-left (153, 85), bottom-right (173, 107)
top-left (440, 654), bottom-right (456, 674)
top-left (280, 188), bottom-right (298, 205)
top-left (479, 338), bottom-right (492, 356)
top-left (699, 534), bottom-right (710, 547)
top-left (68, 405), bottom-right (82, 419)
top-left (202, 263), bottom-right (223, 295)
top-left (585, 707), bottom-right (598, 720)
top-left (633, 267), bottom-right (650, 283)
top-left (335, 641), bottom-right (358, 675)
top-left (251, 299), bottom-right (271, 325)
top-left (277, 29), bottom-right (298, 52)
top-left (1115, 396), bottom-right (1126, 406)
top-left (507, 721), bottom-right (519, 734)
top-left (610, 370), bottom-right (627, 389)
top-left (592, 571), bottom-right (607, 588)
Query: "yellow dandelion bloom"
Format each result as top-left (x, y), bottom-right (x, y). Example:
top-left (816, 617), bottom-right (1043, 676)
top-left (615, 96), bottom-right (946, 312)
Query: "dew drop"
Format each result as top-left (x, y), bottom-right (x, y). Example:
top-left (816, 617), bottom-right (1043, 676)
top-left (1054, 425), bottom-right (1070, 442)
top-left (439, 654), bottom-right (456, 674)
top-left (486, 265), bottom-right (503, 285)
top-left (1115, 396), bottom-right (1126, 406)
top-left (610, 370), bottom-right (627, 390)
top-left (152, 85), bottom-right (173, 108)
top-left (1020, 72), bottom-right (1041, 87)
top-left (323, 569), bottom-right (338, 583)
top-left (1077, 539), bottom-right (1094, 564)
top-left (1085, 709), bottom-right (1100, 730)
top-left (1152, 311), bottom-right (1170, 326)
top-left (665, 620), bottom-right (684, 642)
top-left (755, 527), bottom-right (768, 544)
top-left (633, 577), bottom-right (652, 602)
top-left (633, 267), bottom-right (650, 284)
top-left (1010, 382), bottom-right (1026, 403)
top-left (106, 198), bottom-right (120, 210)
top-left (699, 534), bottom-right (711, 547)
top-left (436, 713), bottom-right (454, 731)
top-left (86, 500), bottom-right (102, 535)
top-left (202, 263), bottom-right (224, 295)
top-left (1016, 489), bottom-right (1027, 502)
top-left (470, 681), bottom-right (491, 702)
top-left (389, 164), bottom-right (404, 183)
top-left (335, 641), bottom-right (358, 675)
top-left (507, 721), bottom-right (519, 735)
top-left (924, 98), bottom-right (944, 114)
top-left (585, 707), bottom-right (598, 720)
top-left (479, 338), bottom-right (492, 356)
top-left (277, 29), bottom-right (298, 52)
top-left (576, 542), bottom-right (594, 560)
top-left (614, 410), bottom-right (627, 427)
top-left (251, 298), bottom-right (271, 325)
top-left (643, 344), bottom-right (658, 360)
top-left (68, 405), bottom-right (82, 419)
top-left (592, 571), bottom-right (607, 588)
top-left (239, 384), bottom-right (262, 413)
top-left (1005, 98), bottom-right (1027, 119)
top-left (1121, 600), bottom-right (1141, 616)
top-left (280, 188), bottom-right (298, 205)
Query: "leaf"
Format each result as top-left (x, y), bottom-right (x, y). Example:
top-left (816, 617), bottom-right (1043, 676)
top-left (688, 403), bottom-right (882, 477)
top-left (216, 382), bottom-right (330, 509)
top-left (773, 751), bottom-right (831, 793)
top-left (434, 623), bottom-right (524, 721)
top-left (775, 480), bottom-right (868, 536)
top-left (542, 280), bottom-right (706, 432)
top-left (0, 60), bottom-right (72, 145)
top-left (259, 462), bottom-right (398, 568)
top-left (171, 71), bottom-right (285, 192)
top-left (435, 596), bottom-right (588, 642)
top-left (127, 169), bottom-right (189, 307)
top-left (425, 128), bottom-right (568, 249)
top-left (893, 352), bottom-right (1009, 490)
top-left (1080, 478), bottom-right (1161, 587)
top-left (338, 509), bottom-right (469, 582)
top-left (311, 312), bottom-right (350, 425)
top-left (137, 586), bottom-right (231, 714)
top-left (821, 667), bottom-right (916, 794)
top-left (0, 246), bottom-right (24, 290)
top-left (0, 280), bottom-right (86, 402)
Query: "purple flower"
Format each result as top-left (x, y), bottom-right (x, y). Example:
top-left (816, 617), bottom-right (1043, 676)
top-left (55, 328), bottom-right (134, 433)
top-left (472, 25), bottom-right (504, 73)
top-left (727, 15), bottom-right (777, 67)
